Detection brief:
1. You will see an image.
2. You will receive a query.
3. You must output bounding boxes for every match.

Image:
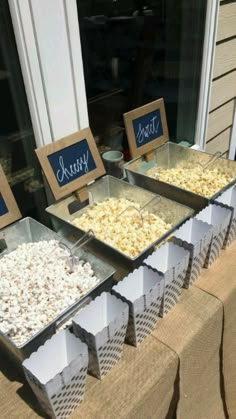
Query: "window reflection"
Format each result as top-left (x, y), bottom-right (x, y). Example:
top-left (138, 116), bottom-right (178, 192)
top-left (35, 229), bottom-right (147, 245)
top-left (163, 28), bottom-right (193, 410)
top-left (77, 0), bottom-right (206, 153)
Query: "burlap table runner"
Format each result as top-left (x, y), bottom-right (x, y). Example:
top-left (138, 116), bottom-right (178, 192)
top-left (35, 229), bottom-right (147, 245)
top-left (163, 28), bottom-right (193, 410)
top-left (0, 336), bottom-right (178, 419)
top-left (1, 250), bottom-right (234, 418)
top-left (194, 241), bottom-right (236, 419)
top-left (152, 287), bottom-right (225, 419)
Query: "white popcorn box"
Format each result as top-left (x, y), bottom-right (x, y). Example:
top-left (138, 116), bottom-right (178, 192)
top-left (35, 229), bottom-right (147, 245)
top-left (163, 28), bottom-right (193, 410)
top-left (22, 329), bottom-right (88, 419)
top-left (196, 203), bottom-right (232, 268)
top-left (112, 266), bottom-right (164, 346)
top-left (143, 242), bottom-right (189, 317)
top-left (72, 292), bottom-right (129, 380)
top-left (215, 185), bottom-right (236, 248)
top-left (172, 218), bottom-right (213, 288)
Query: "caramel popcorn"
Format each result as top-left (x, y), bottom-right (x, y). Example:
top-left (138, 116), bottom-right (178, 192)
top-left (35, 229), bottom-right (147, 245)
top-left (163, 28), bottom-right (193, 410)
top-left (72, 198), bottom-right (171, 258)
top-left (146, 164), bottom-right (235, 198)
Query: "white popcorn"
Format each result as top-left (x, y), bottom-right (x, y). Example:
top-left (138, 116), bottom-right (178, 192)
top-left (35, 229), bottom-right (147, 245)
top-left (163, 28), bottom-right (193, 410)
top-left (72, 198), bottom-right (171, 258)
top-left (0, 240), bottom-right (99, 346)
top-left (146, 163), bottom-right (235, 198)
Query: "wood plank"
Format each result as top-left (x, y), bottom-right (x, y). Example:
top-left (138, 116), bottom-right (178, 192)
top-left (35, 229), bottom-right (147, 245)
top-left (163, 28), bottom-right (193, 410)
top-left (213, 39), bottom-right (236, 79)
top-left (210, 71), bottom-right (236, 111)
top-left (207, 100), bottom-right (234, 141)
top-left (206, 127), bottom-right (231, 154)
top-left (217, 3), bottom-right (236, 42)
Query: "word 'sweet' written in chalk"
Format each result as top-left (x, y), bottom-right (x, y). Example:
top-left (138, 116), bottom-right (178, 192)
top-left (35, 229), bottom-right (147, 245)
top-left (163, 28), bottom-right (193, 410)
top-left (132, 109), bottom-right (163, 148)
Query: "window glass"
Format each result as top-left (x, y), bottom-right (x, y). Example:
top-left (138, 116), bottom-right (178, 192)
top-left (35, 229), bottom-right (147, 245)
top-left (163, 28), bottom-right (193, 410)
top-left (0, 2), bottom-right (50, 225)
top-left (77, 0), bottom-right (207, 153)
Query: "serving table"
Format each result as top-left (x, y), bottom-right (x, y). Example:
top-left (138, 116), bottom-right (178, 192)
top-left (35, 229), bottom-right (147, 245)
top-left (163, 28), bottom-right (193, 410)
top-left (0, 242), bottom-right (236, 419)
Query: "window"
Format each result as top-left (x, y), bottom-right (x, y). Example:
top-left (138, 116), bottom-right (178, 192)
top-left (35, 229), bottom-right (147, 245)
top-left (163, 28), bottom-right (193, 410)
top-left (0, 1), bottom-right (49, 225)
top-left (77, 0), bottom-right (207, 153)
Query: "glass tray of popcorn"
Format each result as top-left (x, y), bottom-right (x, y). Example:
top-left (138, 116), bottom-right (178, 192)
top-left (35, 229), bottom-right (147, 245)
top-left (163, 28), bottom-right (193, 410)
top-left (46, 176), bottom-right (193, 267)
top-left (0, 217), bottom-right (115, 365)
top-left (124, 142), bottom-right (236, 211)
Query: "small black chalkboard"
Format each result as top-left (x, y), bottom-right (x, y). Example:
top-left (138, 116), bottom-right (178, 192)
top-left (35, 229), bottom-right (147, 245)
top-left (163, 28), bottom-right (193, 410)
top-left (47, 139), bottom-right (96, 188)
top-left (0, 165), bottom-right (21, 229)
top-left (36, 128), bottom-right (105, 200)
top-left (124, 98), bottom-right (169, 159)
top-left (0, 193), bottom-right (8, 216)
top-left (132, 108), bottom-right (163, 149)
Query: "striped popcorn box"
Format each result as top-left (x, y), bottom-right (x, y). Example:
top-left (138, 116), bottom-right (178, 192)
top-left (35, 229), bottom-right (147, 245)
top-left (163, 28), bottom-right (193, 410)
top-left (72, 292), bottom-right (128, 380)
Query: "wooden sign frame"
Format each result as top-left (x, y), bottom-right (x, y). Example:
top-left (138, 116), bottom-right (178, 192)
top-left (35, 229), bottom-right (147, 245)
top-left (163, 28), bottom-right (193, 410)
top-left (123, 98), bottom-right (169, 159)
top-left (0, 165), bottom-right (21, 229)
top-left (35, 128), bottom-right (105, 201)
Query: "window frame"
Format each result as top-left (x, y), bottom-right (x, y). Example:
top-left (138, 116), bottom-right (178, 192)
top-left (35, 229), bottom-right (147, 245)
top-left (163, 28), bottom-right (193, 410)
top-left (9, 0), bottom-right (220, 152)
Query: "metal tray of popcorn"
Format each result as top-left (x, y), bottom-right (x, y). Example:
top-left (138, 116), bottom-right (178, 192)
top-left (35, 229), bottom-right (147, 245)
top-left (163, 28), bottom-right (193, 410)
top-left (0, 217), bottom-right (115, 365)
top-left (46, 175), bottom-right (193, 267)
top-left (125, 142), bottom-right (236, 211)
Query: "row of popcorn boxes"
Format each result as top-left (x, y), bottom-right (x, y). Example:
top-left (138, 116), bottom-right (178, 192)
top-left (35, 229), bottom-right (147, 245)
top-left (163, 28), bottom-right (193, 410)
top-left (22, 186), bottom-right (236, 418)
top-left (170, 185), bottom-right (236, 288)
top-left (23, 293), bottom-right (129, 418)
top-left (19, 237), bottom-right (212, 417)
top-left (22, 243), bottom-right (189, 418)
top-left (22, 265), bottom-right (168, 419)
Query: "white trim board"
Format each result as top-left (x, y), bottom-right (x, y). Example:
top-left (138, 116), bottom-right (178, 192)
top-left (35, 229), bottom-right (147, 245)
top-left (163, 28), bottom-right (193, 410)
top-left (194, 0), bottom-right (220, 150)
top-left (8, 0), bottom-right (88, 147)
top-left (229, 100), bottom-right (236, 160)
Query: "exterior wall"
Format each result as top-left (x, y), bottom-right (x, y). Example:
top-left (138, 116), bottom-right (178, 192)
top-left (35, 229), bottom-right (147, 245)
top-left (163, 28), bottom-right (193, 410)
top-left (206, 1), bottom-right (236, 157)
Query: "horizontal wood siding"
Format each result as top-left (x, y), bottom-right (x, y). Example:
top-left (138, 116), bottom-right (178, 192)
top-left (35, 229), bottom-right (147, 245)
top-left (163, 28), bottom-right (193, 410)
top-left (213, 38), bottom-right (236, 79)
top-left (217, 3), bottom-right (236, 42)
top-left (210, 70), bottom-right (236, 111)
top-left (206, 127), bottom-right (231, 154)
top-left (207, 100), bottom-right (234, 141)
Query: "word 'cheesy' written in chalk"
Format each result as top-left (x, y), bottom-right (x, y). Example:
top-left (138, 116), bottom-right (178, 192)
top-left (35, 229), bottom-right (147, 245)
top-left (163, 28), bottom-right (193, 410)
top-left (47, 139), bottom-right (97, 187)
top-left (56, 151), bottom-right (89, 183)
top-left (132, 109), bottom-right (163, 148)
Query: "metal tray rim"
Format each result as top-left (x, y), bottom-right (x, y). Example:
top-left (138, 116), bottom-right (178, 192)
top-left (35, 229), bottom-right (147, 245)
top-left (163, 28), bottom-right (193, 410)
top-left (46, 176), bottom-right (194, 262)
top-left (0, 217), bottom-right (115, 351)
top-left (124, 142), bottom-right (236, 202)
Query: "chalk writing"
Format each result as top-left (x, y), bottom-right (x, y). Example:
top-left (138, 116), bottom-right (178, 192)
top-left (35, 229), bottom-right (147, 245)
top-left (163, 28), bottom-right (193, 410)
top-left (132, 109), bottom-right (163, 148)
top-left (47, 139), bottom-right (96, 187)
top-left (56, 151), bottom-right (89, 184)
top-left (137, 116), bottom-right (160, 144)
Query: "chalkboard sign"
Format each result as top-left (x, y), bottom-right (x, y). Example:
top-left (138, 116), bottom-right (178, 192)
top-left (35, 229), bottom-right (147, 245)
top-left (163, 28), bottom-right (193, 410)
top-left (35, 128), bottom-right (105, 200)
top-left (124, 98), bottom-right (169, 159)
top-left (47, 139), bottom-right (97, 188)
top-left (132, 108), bottom-right (163, 148)
top-left (0, 165), bottom-right (21, 229)
top-left (0, 193), bottom-right (8, 216)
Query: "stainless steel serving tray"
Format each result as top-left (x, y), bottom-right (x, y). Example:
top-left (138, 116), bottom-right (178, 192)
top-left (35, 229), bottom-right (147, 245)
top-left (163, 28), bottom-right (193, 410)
top-left (0, 217), bottom-right (115, 365)
top-left (125, 142), bottom-right (236, 211)
top-left (46, 175), bottom-right (193, 267)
